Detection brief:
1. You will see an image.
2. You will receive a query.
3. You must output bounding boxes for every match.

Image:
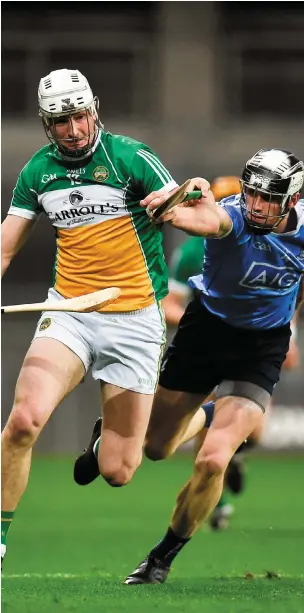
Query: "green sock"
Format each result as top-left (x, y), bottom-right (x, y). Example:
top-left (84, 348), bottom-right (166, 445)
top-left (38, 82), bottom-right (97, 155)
top-left (1, 511), bottom-right (15, 548)
top-left (93, 436), bottom-right (101, 458)
top-left (216, 493), bottom-right (228, 509)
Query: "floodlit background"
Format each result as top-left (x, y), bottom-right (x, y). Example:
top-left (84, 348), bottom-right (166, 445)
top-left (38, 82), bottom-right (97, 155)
top-left (2, 1), bottom-right (303, 452)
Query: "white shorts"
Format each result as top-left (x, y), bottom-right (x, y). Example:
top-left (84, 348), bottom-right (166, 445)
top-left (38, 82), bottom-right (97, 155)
top-left (33, 288), bottom-right (166, 394)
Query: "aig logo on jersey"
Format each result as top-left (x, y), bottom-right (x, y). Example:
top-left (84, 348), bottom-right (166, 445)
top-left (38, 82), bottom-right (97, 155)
top-left (240, 262), bottom-right (299, 290)
top-left (93, 166), bottom-right (109, 182)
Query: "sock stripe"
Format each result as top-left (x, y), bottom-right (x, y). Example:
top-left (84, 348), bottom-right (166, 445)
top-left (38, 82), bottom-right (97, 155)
top-left (1, 512), bottom-right (15, 547)
top-left (93, 437), bottom-right (101, 457)
top-left (1, 512), bottom-right (15, 520)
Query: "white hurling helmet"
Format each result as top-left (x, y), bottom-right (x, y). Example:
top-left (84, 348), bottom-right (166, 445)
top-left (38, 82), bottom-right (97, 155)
top-left (38, 69), bottom-right (102, 160)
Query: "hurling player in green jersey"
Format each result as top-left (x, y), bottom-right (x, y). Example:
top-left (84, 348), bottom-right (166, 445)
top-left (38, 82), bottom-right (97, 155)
top-left (1, 68), bottom-right (180, 566)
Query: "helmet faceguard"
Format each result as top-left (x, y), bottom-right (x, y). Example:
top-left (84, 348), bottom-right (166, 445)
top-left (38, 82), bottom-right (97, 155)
top-left (240, 149), bottom-right (304, 234)
top-left (38, 69), bottom-right (103, 161)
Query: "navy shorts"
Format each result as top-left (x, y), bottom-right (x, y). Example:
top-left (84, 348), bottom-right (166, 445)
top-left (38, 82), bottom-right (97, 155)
top-left (159, 297), bottom-right (291, 397)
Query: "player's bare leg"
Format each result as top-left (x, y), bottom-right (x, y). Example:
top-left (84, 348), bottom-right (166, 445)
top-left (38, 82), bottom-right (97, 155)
top-left (73, 385), bottom-right (211, 487)
top-left (183, 398), bottom-right (258, 531)
top-left (144, 385), bottom-right (209, 460)
top-left (124, 395), bottom-right (264, 584)
top-left (192, 414), bottom-right (233, 531)
top-left (74, 384), bottom-right (154, 487)
top-left (170, 397), bottom-right (264, 537)
top-left (98, 384), bottom-right (154, 486)
top-left (1, 338), bottom-right (85, 559)
top-left (74, 384), bottom-right (207, 488)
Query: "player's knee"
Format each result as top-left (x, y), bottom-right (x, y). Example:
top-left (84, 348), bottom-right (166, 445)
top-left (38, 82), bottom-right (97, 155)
top-left (3, 401), bottom-right (42, 447)
top-left (144, 439), bottom-right (173, 461)
top-left (195, 450), bottom-right (228, 479)
top-left (101, 465), bottom-right (133, 487)
top-left (99, 457), bottom-right (140, 488)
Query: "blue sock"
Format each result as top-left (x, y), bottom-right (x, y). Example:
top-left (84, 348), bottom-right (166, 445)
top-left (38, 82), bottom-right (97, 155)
top-left (201, 401), bottom-right (215, 428)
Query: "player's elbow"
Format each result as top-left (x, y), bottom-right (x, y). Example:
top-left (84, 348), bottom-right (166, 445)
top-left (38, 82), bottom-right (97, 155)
top-left (195, 210), bottom-right (221, 238)
top-left (205, 218), bottom-right (221, 237)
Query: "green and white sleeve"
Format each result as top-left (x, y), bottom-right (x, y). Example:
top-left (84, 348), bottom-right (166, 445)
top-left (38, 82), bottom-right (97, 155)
top-left (132, 146), bottom-right (177, 195)
top-left (9, 161), bottom-right (41, 220)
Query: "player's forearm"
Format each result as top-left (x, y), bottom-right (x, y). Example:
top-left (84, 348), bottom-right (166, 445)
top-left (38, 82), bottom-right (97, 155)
top-left (1, 231), bottom-right (14, 277)
top-left (1, 237), bottom-right (16, 278)
top-left (1, 216), bottom-right (36, 278)
top-left (1, 255), bottom-right (12, 278)
top-left (169, 205), bottom-right (220, 237)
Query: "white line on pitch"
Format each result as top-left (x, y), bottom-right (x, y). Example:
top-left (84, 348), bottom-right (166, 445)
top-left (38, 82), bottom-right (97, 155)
top-left (2, 572), bottom-right (113, 579)
top-left (2, 572), bottom-right (304, 580)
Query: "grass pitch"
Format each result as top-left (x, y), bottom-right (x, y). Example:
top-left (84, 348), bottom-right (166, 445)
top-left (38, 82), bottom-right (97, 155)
top-left (2, 454), bottom-right (304, 613)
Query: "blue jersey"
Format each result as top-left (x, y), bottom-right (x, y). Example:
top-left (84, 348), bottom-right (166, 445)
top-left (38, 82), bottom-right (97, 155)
top-left (189, 195), bottom-right (304, 329)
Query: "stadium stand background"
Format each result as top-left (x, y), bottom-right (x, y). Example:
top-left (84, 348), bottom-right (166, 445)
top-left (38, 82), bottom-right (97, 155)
top-left (2, 1), bottom-right (303, 452)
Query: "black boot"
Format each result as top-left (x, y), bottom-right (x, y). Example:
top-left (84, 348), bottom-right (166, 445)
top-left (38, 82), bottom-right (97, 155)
top-left (73, 418), bottom-right (102, 486)
top-left (124, 555), bottom-right (171, 585)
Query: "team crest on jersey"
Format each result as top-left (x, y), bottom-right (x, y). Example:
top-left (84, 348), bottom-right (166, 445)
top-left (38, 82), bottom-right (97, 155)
top-left (93, 166), bottom-right (109, 182)
top-left (69, 190), bottom-right (84, 205)
top-left (39, 318), bottom-right (51, 331)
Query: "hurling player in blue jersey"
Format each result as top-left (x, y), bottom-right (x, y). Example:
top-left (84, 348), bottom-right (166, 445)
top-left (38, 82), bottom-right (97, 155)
top-left (124, 148), bottom-right (304, 584)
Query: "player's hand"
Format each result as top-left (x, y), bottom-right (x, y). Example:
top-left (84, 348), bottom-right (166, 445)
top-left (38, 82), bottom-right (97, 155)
top-left (140, 178), bottom-right (211, 224)
top-left (182, 178), bottom-right (211, 208)
top-left (140, 185), bottom-right (179, 222)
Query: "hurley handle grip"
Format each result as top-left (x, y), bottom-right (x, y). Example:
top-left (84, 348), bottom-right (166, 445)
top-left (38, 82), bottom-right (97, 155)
top-left (153, 187), bottom-right (203, 220)
top-left (183, 190), bottom-right (202, 202)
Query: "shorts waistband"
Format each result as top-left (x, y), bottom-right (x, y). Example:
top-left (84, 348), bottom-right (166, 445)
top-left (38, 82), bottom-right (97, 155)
top-left (98, 303), bottom-right (158, 317)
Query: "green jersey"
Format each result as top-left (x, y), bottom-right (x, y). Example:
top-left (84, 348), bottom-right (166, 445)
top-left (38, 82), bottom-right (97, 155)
top-left (168, 237), bottom-right (205, 299)
top-left (9, 131), bottom-right (177, 312)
